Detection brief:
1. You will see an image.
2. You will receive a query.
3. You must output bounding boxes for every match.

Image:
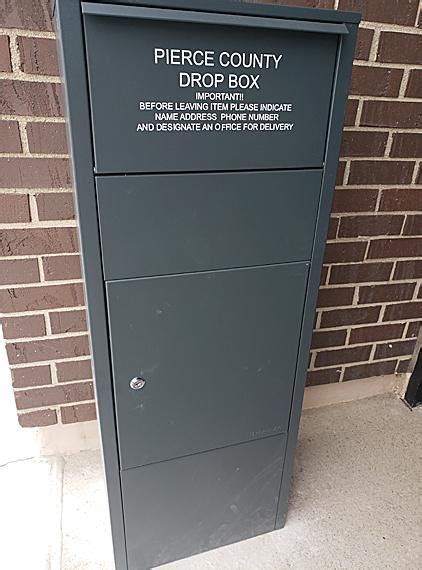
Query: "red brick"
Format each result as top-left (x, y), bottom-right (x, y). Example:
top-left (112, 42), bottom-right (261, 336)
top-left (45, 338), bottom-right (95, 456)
top-left (383, 301), bottom-right (422, 322)
top-left (0, 35), bottom-right (11, 72)
top-left (329, 262), bottom-right (393, 284)
top-left (374, 339), bottom-right (417, 360)
top-left (50, 310), bottom-right (87, 334)
top-left (0, 228), bottom-right (78, 256)
top-left (343, 359), bottom-right (397, 382)
top-left (360, 101), bottom-right (422, 129)
top-left (311, 329), bottom-right (347, 349)
top-left (324, 241), bottom-right (367, 264)
top-left (327, 217), bottom-right (339, 240)
top-left (26, 122), bottom-right (68, 154)
top-left (2, 314), bottom-right (46, 339)
top-left (350, 66), bottom-right (403, 97)
top-left (0, 259), bottom-right (40, 285)
top-left (0, 194), bottom-right (30, 222)
top-left (390, 133), bottom-right (422, 159)
top-left (18, 409), bottom-right (57, 427)
top-left (338, 0), bottom-right (419, 26)
top-left (17, 36), bottom-right (59, 75)
top-left (7, 334), bottom-right (90, 365)
top-left (0, 283), bottom-right (85, 313)
top-left (393, 260), bottom-right (422, 280)
top-left (397, 359), bottom-right (411, 374)
top-left (344, 99), bottom-right (358, 127)
top-left (349, 323), bottom-right (405, 344)
top-left (331, 188), bottom-right (378, 213)
top-left (403, 215), bottom-right (422, 236)
top-left (42, 255), bottom-right (82, 281)
top-left (338, 215), bottom-right (404, 238)
top-left (340, 130), bottom-right (388, 158)
top-left (0, 1), bottom-right (54, 31)
top-left (405, 69), bottom-right (422, 98)
top-left (15, 381), bottom-right (94, 410)
top-left (368, 238), bottom-right (422, 260)
top-left (379, 189), bottom-right (422, 212)
top-left (56, 359), bottom-right (92, 383)
top-left (377, 32), bottom-right (422, 65)
top-left (320, 266), bottom-right (328, 285)
top-left (406, 321), bottom-right (420, 338)
top-left (0, 121), bottom-right (22, 152)
top-left (355, 27), bottom-right (373, 61)
top-left (316, 287), bottom-right (355, 307)
top-left (336, 161), bottom-right (346, 185)
top-left (359, 283), bottom-right (415, 304)
top-left (306, 368), bottom-right (341, 386)
top-left (61, 402), bottom-right (97, 424)
top-left (348, 161), bottom-right (415, 186)
top-left (320, 305), bottom-right (380, 328)
top-left (315, 345), bottom-right (372, 367)
top-left (0, 80), bottom-right (63, 117)
top-left (36, 192), bottom-right (75, 221)
top-left (0, 158), bottom-right (71, 188)
top-left (11, 364), bottom-right (51, 388)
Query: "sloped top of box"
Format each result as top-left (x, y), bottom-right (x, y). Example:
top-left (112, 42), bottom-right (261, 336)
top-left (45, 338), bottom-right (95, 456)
top-left (81, 0), bottom-right (361, 25)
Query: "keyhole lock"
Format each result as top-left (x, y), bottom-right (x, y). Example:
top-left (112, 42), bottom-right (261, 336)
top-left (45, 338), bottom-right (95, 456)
top-left (130, 377), bottom-right (146, 390)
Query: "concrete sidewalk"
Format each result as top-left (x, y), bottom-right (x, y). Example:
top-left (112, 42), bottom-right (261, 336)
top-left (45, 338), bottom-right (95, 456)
top-left (1, 394), bottom-right (421, 569)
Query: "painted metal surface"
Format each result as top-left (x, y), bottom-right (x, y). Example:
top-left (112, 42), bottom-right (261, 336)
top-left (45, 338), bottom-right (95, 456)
top-left (55, 1), bottom-right (359, 568)
top-left (121, 434), bottom-right (287, 568)
top-left (107, 263), bottom-right (308, 469)
top-left (82, 2), bottom-right (349, 34)
top-left (96, 170), bottom-right (321, 279)
top-left (83, 12), bottom-right (337, 172)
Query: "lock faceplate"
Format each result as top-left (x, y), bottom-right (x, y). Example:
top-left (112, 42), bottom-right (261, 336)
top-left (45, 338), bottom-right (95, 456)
top-left (130, 377), bottom-right (146, 390)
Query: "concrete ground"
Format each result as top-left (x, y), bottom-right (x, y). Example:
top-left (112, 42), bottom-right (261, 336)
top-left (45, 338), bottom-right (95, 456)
top-left (1, 394), bottom-right (421, 570)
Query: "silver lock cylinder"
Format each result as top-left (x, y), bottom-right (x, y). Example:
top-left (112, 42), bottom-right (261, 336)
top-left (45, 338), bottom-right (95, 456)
top-left (130, 377), bottom-right (146, 390)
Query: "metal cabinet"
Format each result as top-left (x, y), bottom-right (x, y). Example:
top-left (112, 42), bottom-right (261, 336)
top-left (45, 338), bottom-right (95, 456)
top-left (56, 1), bottom-right (359, 568)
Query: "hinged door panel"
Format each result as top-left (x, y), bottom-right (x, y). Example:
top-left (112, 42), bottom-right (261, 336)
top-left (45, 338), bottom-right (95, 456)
top-left (107, 262), bottom-right (308, 469)
top-left (122, 434), bottom-right (286, 569)
top-left (97, 170), bottom-right (321, 280)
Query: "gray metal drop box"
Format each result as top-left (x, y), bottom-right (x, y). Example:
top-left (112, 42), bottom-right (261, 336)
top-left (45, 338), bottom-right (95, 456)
top-left (56, 1), bottom-right (359, 568)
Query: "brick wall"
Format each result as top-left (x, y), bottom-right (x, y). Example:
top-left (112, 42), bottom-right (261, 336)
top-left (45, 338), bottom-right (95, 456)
top-left (0, 0), bottom-right (421, 428)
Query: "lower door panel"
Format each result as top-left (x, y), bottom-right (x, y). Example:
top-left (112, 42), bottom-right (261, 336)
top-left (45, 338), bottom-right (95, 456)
top-left (121, 434), bottom-right (286, 569)
top-left (106, 262), bottom-right (309, 469)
